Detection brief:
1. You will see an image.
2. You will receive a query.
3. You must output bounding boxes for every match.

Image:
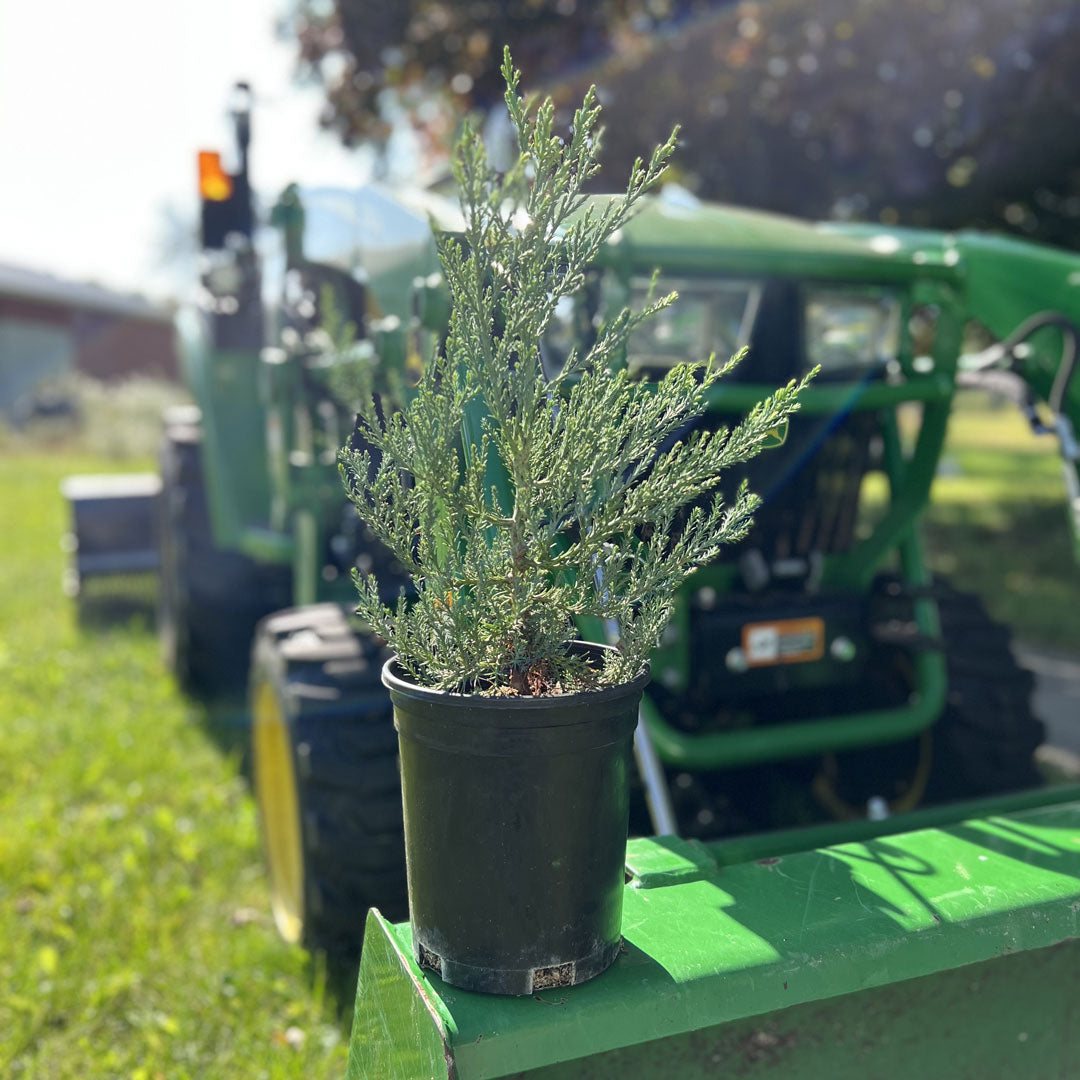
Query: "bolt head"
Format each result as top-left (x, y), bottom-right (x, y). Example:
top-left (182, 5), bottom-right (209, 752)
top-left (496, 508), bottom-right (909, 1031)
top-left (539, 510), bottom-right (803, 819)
top-left (830, 636), bottom-right (857, 662)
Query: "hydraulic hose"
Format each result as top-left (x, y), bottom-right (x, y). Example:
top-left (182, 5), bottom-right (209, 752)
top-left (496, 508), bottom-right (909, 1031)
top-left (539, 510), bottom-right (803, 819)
top-left (966, 310), bottom-right (1079, 419)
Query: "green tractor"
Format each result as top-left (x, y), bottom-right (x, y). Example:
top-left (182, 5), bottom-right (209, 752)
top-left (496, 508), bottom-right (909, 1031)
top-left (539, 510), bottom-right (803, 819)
top-left (64, 88), bottom-right (1080, 1074)
top-left (228, 185), bottom-right (1080, 956)
top-left (341, 195), bottom-right (1080, 1075)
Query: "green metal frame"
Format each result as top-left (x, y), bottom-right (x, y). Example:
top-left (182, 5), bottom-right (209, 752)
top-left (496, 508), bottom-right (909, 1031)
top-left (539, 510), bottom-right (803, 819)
top-left (178, 326), bottom-right (285, 560)
top-left (829, 222), bottom-right (1080, 559)
top-left (585, 339), bottom-right (958, 769)
top-left (348, 789), bottom-right (1080, 1079)
top-left (614, 274), bottom-right (970, 770)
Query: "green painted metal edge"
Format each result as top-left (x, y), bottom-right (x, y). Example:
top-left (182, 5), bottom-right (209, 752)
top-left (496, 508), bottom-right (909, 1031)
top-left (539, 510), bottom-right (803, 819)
top-left (638, 642), bottom-right (944, 768)
top-left (236, 525), bottom-right (294, 564)
top-left (638, 619), bottom-right (946, 771)
top-left (661, 394), bottom-right (946, 767)
top-left (623, 833), bottom-right (719, 888)
top-left (697, 782), bottom-right (1080, 869)
top-left (702, 374), bottom-right (952, 413)
top-left (347, 908), bottom-right (457, 1080)
top-left (349, 797), bottom-right (1080, 1080)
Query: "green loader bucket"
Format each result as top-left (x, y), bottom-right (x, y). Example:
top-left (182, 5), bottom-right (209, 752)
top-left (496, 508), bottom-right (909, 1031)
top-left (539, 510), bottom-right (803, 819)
top-left (348, 791), bottom-right (1080, 1079)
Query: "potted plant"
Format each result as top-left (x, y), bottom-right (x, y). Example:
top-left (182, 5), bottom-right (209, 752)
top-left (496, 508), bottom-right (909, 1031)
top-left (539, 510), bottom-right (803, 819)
top-left (339, 49), bottom-right (810, 996)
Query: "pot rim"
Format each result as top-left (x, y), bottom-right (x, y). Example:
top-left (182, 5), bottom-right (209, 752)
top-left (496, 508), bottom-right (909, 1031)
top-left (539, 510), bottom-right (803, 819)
top-left (381, 641), bottom-right (650, 710)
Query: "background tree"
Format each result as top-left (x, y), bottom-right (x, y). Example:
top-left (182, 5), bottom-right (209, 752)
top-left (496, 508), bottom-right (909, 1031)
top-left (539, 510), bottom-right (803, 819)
top-left (289, 0), bottom-right (716, 148)
top-left (551, 0), bottom-right (1080, 247)
top-left (291, 0), bottom-right (1080, 246)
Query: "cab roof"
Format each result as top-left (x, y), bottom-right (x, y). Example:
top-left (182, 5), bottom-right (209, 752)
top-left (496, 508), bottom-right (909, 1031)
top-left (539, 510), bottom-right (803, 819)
top-left (599, 192), bottom-right (962, 285)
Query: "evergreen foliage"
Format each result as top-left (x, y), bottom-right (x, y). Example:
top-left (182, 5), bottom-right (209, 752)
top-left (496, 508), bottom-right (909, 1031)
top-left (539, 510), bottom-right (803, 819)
top-left (339, 49), bottom-right (811, 694)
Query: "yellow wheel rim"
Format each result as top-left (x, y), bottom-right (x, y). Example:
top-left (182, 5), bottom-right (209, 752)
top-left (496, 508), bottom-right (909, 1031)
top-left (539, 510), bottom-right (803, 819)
top-left (253, 678), bottom-right (305, 944)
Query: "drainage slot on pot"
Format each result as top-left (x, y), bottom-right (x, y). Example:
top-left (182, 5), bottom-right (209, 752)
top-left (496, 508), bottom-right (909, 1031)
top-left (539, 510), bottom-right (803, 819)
top-left (417, 943), bottom-right (443, 977)
top-left (531, 961), bottom-right (575, 991)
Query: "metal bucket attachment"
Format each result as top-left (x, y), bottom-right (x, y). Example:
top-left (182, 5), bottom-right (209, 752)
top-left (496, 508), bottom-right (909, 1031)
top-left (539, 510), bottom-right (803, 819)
top-left (348, 793), bottom-right (1080, 1079)
top-left (60, 473), bottom-right (162, 595)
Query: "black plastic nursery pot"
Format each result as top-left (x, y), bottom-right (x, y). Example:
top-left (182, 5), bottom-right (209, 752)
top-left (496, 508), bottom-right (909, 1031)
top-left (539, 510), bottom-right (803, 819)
top-left (382, 647), bottom-right (650, 997)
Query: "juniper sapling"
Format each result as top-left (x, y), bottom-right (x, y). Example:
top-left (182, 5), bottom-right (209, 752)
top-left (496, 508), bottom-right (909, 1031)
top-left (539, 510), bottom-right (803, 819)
top-left (339, 48), bottom-right (812, 694)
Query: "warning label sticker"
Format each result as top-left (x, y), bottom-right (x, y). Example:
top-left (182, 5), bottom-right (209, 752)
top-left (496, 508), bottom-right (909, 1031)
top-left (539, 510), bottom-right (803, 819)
top-left (741, 617), bottom-right (826, 667)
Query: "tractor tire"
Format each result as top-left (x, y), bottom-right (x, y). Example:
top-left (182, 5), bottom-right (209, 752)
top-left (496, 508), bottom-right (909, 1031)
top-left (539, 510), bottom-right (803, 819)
top-left (926, 581), bottom-right (1046, 801)
top-left (158, 413), bottom-right (291, 700)
top-left (824, 580), bottom-right (1045, 818)
top-left (250, 603), bottom-right (408, 954)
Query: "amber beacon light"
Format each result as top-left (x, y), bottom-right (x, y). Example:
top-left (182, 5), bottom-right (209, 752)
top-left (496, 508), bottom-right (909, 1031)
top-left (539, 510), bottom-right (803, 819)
top-left (198, 151), bottom-right (233, 202)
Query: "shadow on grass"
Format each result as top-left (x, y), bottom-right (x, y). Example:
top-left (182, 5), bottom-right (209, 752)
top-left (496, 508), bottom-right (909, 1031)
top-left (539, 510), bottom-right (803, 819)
top-left (197, 696), bottom-right (255, 779)
top-left (319, 952), bottom-right (364, 1022)
top-left (72, 572), bottom-right (158, 631)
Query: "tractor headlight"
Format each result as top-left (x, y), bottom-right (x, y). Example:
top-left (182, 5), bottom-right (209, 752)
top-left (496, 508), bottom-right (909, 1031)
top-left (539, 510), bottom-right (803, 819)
top-left (626, 277), bottom-right (761, 373)
top-left (803, 289), bottom-right (901, 377)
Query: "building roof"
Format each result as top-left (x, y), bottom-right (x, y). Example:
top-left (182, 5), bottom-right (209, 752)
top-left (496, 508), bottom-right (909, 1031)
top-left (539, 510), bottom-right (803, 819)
top-left (0, 261), bottom-right (173, 323)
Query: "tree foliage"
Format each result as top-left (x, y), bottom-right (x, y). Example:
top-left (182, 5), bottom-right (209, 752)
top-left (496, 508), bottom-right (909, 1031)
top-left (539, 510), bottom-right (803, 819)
top-left (338, 51), bottom-right (809, 694)
top-left (292, 0), bottom-right (1080, 248)
top-left (549, 0), bottom-right (1080, 247)
top-left (292, 0), bottom-right (710, 147)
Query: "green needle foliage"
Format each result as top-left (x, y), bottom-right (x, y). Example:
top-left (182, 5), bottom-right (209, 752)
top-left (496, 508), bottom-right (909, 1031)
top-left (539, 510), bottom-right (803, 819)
top-left (339, 48), bottom-right (811, 695)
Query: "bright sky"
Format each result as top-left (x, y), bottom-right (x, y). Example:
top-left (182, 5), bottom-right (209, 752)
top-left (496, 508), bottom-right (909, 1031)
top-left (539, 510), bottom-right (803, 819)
top-left (0, 0), bottom-right (372, 300)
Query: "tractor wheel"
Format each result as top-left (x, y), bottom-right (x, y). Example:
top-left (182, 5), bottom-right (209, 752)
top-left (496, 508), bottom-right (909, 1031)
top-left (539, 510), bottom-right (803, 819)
top-left (925, 581), bottom-right (1046, 801)
top-left (250, 603), bottom-right (407, 953)
top-left (158, 413), bottom-right (291, 699)
top-left (821, 580), bottom-right (1045, 818)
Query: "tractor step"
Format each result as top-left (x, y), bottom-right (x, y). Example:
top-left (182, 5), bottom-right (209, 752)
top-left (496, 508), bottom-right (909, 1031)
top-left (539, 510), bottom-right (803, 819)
top-left (60, 473), bottom-right (161, 593)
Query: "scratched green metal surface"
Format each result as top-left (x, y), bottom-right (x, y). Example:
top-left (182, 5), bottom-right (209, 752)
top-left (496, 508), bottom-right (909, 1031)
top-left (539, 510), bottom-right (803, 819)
top-left (346, 909), bottom-right (452, 1080)
top-left (505, 940), bottom-right (1080, 1079)
top-left (347, 801), bottom-right (1080, 1080)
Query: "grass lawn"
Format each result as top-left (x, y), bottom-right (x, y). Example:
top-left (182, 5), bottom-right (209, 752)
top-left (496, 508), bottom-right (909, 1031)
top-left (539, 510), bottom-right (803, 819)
top-left (920, 392), bottom-right (1080, 653)
top-left (0, 453), bottom-right (352, 1079)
